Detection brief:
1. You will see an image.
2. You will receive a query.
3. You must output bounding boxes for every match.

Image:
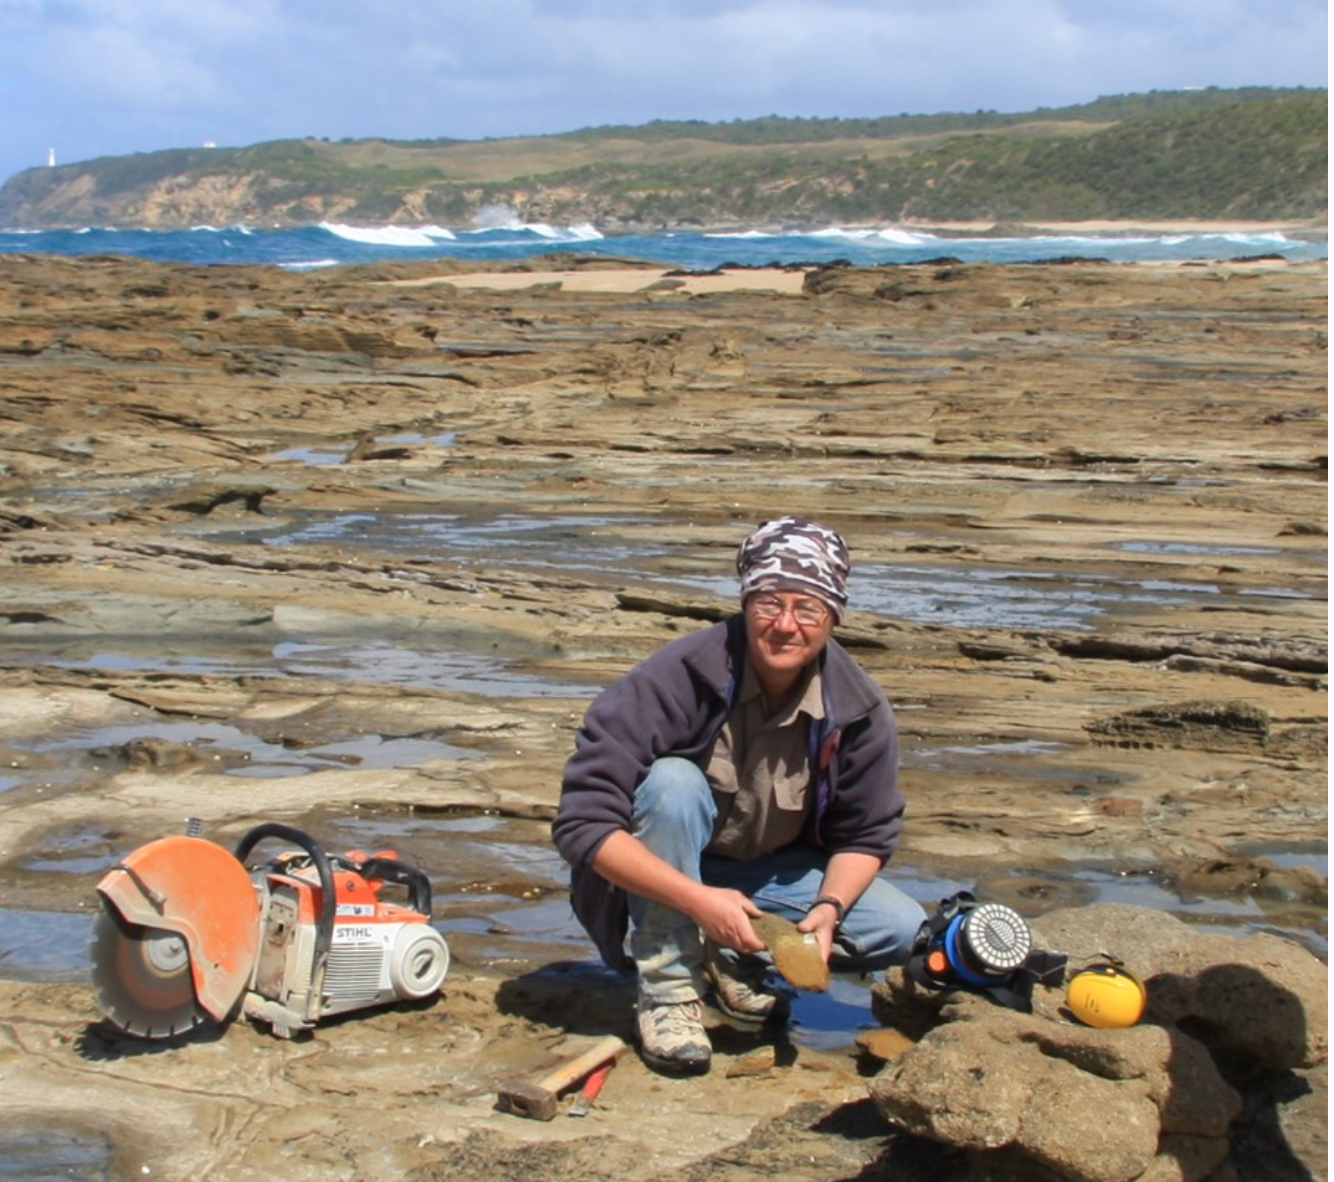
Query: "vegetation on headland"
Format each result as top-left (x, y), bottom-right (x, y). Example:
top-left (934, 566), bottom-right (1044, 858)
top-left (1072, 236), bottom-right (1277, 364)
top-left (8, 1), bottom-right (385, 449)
top-left (0, 87), bottom-right (1325, 231)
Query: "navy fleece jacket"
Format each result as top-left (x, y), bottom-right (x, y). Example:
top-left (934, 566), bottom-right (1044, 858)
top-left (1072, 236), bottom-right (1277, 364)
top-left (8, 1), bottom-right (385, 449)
top-left (551, 615), bottom-right (905, 970)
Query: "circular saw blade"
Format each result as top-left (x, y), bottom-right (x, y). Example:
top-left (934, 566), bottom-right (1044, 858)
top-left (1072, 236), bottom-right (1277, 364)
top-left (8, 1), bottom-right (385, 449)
top-left (89, 905), bottom-right (208, 1039)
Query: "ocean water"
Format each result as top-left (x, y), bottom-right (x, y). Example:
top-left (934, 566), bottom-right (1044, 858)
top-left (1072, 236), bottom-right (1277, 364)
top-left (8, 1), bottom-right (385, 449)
top-left (0, 219), bottom-right (1324, 271)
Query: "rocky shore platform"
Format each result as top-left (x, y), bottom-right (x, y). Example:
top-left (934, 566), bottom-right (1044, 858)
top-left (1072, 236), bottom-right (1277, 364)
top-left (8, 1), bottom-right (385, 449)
top-left (0, 251), bottom-right (1326, 1180)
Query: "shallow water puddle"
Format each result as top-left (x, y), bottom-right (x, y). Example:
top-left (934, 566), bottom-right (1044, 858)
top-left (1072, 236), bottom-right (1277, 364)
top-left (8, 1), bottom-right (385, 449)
top-left (255, 510), bottom-right (666, 573)
top-left (270, 638), bottom-right (594, 697)
top-left (1115, 539), bottom-right (1290, 558)
top-left (787, 975), bottom-right (881, 1048)
top-left (14, 718), bottom-right (476, 784)
top-left (9, 827), bottom-right (1321, 995)
top-left (906, 738), bottom-right (1073, 777)
top-left (7, 509), bottom-right (1306, 698)
top-left (3, 635), bottom-right (597, 698)
top-left (850, 563), bottom-right (1250, 628)
top-left (264, 430), bottom-right (457, 465)
top-left (0, 908), bottom-right (94, 982)
top-left (209, 509), bottom-right (1315, 630)
top-left (0, 1129), bottom-right (110, 1182)
top-left (1240, 842), bottom-right (1330, 875)
top-left (267, 444), bottom-right (353, 465)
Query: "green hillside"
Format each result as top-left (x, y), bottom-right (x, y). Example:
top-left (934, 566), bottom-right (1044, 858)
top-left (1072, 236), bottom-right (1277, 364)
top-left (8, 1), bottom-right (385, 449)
top-left (0, 87), bottom-right (1325, 230)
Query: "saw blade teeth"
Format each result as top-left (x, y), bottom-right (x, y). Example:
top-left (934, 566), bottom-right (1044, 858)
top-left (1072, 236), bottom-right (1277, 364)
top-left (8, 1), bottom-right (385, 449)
top-left (89, 905), bottom-right (207, 1040)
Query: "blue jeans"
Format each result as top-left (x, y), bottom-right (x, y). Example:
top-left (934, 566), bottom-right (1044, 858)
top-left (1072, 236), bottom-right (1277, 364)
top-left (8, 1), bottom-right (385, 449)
top-left (628, 757), bottom-right (926, 1004)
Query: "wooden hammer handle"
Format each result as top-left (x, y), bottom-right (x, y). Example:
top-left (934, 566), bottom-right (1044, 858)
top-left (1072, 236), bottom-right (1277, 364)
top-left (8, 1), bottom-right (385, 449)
top-left (534, 1035), bottom-right (626, 1094)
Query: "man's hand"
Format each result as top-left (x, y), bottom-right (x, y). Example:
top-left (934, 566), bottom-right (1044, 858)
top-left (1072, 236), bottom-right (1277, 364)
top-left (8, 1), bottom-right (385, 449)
top-left (796, 903), bottom-right (839, 961)
top-left (794, 851), bottom-right (884, 962)
top-left (591, 831), bottom-right (766, 953)
top-left (692, 886), bottom-right (766, 953)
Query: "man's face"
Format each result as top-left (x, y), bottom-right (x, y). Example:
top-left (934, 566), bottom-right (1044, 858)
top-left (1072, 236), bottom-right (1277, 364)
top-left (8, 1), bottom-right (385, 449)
top-left (743, 591), bottom-right (835, 692)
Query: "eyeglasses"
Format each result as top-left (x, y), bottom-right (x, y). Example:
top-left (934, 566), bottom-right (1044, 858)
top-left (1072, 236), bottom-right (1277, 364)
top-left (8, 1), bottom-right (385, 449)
top-left (747, 594), bottom-right (830, 628)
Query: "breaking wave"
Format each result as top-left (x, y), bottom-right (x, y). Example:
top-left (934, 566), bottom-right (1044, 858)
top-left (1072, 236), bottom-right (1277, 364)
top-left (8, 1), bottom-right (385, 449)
top-left (0, 220), bottom-right (1321, 271)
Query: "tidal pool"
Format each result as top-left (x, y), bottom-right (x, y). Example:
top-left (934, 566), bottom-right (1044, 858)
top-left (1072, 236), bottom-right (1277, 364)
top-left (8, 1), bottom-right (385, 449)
top-left (211, 508), bottom-right (1316, 631)
top-left (13, 718), bottom-right (477, 784)
top-left (7, 816), bottom-right (1321, 1000)
top-left (0, 1129), bottom-right (111, 1182)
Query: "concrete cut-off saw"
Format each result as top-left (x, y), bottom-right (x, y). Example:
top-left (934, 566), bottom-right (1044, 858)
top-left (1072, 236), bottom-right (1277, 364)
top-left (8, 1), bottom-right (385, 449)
top-left (90, 821), bottom-right (450, 1040)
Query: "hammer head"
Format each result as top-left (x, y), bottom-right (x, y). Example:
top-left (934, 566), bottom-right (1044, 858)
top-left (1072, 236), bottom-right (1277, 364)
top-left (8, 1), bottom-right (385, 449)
top-left (495, 1034), bottom-right (626, 1121)
top-left (496, 1077), bottom-right (560, 1122)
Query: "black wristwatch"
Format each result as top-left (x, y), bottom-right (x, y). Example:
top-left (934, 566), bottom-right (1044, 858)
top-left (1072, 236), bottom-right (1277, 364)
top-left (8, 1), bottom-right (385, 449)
top-left (809, 895), bottom-right (846, 929)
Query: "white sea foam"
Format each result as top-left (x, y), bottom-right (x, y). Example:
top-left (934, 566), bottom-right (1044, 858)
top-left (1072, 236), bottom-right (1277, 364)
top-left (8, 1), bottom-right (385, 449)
top-left (526, 222), bottom-right (569, 240)
top-left (480, 220), bottom-right (604, 241)
top-left (1220, 231), bottom-right (1289, 245)
top-left (985, 233), bottom-right (1159, 248)
top-left (807, 227), bottom-right (878, 240)
top-left (322, 222), bottom-right (457, 247)
top-left (186, 223), bottom-right (254, 234)
top-left (0, 222), bottom-right (1320, 269)
top-left (707, 225), bottom-right (943, 245)
top-left (704, 229), bottom-right (775, 239)
top-left (323, 219), bottom-right (599, 246)
top-left (471, 203), bottom-right (523, 230)
top-left (875, 227), bottom-right (937, 245)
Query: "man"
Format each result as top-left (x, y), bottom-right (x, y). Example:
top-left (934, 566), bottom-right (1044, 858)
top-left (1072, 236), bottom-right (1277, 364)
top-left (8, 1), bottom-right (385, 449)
top-left (552, 516), bottom-right (925, 1074)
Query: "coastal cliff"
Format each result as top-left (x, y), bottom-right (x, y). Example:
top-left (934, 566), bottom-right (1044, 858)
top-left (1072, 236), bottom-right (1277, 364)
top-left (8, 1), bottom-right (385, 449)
top-left (0, 87), bottom-right (1325, 230)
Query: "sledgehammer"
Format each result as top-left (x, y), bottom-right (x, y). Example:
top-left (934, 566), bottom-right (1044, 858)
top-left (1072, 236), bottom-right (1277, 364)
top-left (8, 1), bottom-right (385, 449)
top-left (497, 1035), bottom-right (626, 1121)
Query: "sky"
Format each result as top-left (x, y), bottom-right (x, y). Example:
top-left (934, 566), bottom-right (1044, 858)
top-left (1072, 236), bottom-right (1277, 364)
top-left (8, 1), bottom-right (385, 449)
top-left (0, 0), bottom-right (1326, 185)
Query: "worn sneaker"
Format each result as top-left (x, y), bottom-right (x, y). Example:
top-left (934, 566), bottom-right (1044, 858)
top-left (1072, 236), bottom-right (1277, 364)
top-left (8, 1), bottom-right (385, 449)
top-left (704, 943), bottom-right (793, 1026)
top-left (636, 996), bottom-right (712, 1075)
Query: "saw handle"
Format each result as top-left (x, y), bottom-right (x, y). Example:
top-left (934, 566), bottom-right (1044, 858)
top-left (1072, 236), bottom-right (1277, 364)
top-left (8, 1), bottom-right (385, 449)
top-left (234, 823), bottom-right (337, 1005)
top-left (345, 854), bottom-right (433, 915)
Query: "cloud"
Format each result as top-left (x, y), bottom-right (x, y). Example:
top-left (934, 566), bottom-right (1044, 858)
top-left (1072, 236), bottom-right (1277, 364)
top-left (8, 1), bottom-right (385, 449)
top-left (312, 0), bottom-right (1326, 131)
top-left (0, 0), bottom-right (1325, 180)
top-left (3, 0), bottom-right (276, 110)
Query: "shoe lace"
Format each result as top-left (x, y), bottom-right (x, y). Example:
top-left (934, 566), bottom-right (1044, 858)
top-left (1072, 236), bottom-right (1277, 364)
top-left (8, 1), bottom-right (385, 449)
top-left (644, 998), bottom-right (702, 1029)
top-left (709, 956), bottom-right (784, 1016)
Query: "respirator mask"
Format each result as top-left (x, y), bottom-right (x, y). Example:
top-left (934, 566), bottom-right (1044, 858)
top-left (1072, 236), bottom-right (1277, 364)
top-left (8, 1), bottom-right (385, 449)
top-left (907, 891), bottom-right (1067, 1012)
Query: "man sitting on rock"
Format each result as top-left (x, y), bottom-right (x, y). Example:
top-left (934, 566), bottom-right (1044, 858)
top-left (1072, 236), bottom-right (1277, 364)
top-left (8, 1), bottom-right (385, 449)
top-left (552, 515), bottom-right (925, 1074)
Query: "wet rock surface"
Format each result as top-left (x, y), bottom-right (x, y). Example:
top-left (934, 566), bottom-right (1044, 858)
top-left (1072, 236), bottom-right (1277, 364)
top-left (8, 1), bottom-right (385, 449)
top-left (0, 252), bottom-right (1325, 1180)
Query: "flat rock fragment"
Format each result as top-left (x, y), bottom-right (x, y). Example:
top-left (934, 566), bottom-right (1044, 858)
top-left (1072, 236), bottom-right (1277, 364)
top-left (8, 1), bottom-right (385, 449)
top-left (752, 913), bottom-right (829, 992)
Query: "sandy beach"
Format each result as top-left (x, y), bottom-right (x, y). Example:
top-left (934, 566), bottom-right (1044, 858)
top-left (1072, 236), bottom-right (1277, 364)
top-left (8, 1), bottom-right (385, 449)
top-left (394, 265), bottom-right (811, 294)
top-left (0, 250), bottom-right (1325, 1181)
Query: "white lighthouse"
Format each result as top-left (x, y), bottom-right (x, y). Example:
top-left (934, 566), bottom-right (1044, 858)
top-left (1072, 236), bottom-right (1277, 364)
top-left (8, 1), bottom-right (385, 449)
top-left (47, 148), bottom-right (56, 167)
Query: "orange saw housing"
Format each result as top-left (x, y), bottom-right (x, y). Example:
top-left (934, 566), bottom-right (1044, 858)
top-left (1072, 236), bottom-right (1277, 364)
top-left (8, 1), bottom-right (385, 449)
top-left (92, 822), bottom-right (450, 1040)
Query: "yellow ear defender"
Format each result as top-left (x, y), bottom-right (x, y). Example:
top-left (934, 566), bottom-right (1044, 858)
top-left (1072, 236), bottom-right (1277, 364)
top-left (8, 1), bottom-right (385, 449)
top-left (1066, 962), bottom-right (1147, 1029)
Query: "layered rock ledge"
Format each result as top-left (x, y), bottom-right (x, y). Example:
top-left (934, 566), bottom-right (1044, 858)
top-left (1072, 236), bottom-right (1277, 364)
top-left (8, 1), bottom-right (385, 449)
top-left (0, 252), bottom-right (1325, 1181)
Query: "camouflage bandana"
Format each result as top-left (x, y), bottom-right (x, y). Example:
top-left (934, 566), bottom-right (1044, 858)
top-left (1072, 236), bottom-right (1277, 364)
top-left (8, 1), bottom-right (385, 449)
top-left (736, 516), bottom-right (851, 621)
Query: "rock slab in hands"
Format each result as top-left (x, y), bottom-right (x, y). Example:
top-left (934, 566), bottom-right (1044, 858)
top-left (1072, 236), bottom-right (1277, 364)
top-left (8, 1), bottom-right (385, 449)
top-left (752, 913), bottom-right (829, 992)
